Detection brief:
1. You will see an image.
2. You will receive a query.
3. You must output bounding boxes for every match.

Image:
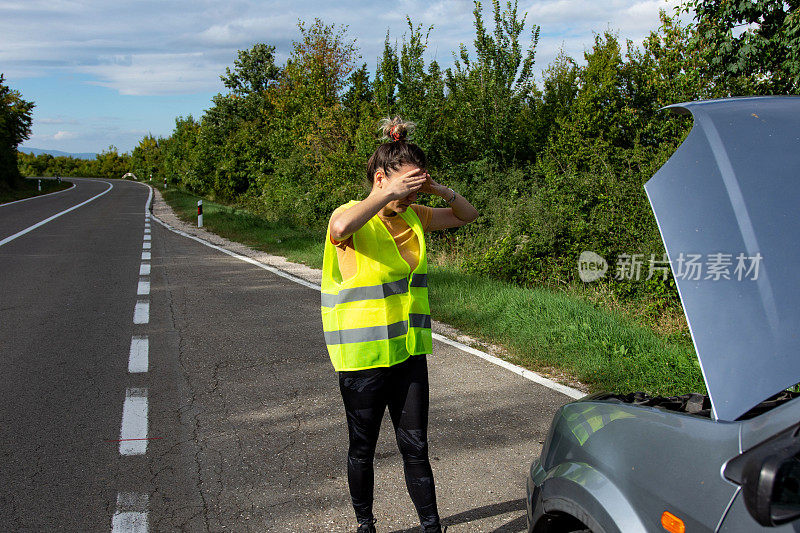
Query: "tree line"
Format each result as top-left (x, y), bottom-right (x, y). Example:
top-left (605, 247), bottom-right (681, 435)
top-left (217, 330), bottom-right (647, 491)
top-left (9, 0), bottom-right (799, 304)
top-left (16, 148), bottom-right (130, 181)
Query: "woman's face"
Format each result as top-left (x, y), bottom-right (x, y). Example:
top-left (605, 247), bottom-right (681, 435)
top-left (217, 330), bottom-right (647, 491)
top-left (381, 163), bottom-right (423, 215)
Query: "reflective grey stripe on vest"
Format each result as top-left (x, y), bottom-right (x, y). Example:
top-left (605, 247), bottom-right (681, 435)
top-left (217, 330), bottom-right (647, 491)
top-left (410, 273), bottom-right (427, 287)
top-left (324, 320), bottom-right (408, 345)
top-left (321, 277), bottom-right (409, 308)
top-left (409, 313), bottom-right (431, 329)
top-left (324, 314), bottom-right (432, 345)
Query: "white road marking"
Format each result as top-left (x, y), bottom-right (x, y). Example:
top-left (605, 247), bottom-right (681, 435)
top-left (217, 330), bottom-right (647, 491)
top-left (150, 216), bottom-right (320, 290)
top-left (0, 181), bottom-right (76, 207)
top-left (142, 242), bottom-right (151, 250)
top-left (133, 301), bottom-right (149, 324)
top-left (433, 334), bottom-right (584, 399)
top-left (143, 234), bottom-right (151, 241)
top-left (139, 264), bottom-right (150, 276)
top-left (119, 388), bottom-right (148, 455)
top-left (111, 492), bottom-right (148, 533)
top-left (137, 280), bottom-right (150, 296)
top-left (128, 336), bottom-right (149, 373)
top-left (141, 251), bottom-right (150, 260)
top-left (149, 210), bottom-right (585, 399)
top-left (144, 228), bottom-right (150, 234)
top-left (0, 180), bottom-right (113, 247)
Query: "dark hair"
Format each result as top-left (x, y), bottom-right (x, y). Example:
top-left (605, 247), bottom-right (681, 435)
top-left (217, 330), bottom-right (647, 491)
top-left (366, 116), bottom-right (427, 184)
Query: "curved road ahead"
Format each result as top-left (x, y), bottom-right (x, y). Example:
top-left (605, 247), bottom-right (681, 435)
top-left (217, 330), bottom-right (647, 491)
top-left (0, 178), bottom-right (575, 532)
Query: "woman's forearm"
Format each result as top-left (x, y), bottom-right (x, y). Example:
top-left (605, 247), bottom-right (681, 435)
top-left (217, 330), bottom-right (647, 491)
top-left (329, 189), bottom-right (393, 241)
top-left (435, 185), bottom-right (478, 222)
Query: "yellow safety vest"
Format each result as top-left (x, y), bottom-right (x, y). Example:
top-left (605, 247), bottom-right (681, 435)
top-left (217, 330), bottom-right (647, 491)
top-left (321, 201), bottom-right (433, 371)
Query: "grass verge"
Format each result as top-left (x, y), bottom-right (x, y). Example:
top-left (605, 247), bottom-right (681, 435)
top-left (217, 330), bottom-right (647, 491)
top-left (157, 185), bottom-right (704, 396)
top-left (428, 265), bottom-right (703, 395)
top-left (0, 178), bottom-right (72, 204)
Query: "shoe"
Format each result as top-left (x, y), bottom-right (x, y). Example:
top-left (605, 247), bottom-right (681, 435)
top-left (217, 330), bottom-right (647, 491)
top-left (356, 518), bottom-right (377, 533)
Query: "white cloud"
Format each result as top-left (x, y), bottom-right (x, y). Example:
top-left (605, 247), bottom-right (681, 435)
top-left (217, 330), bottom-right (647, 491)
top-left (29, 130), bottom-right (79, 141)
top-left (39, 117), bottom-right (78, 125)
top-left (53, 130), bottom-right (78, 140)
top-left (78, 53), bottom-right (224, 96)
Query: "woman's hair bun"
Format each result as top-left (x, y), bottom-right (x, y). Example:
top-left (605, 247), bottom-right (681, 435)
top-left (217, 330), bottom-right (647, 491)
top-left (379, 116), bottom-right (415, 143)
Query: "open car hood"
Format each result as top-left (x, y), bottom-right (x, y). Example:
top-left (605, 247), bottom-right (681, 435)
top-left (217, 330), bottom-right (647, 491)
top-left (644, 97), bottom-right (800, 421)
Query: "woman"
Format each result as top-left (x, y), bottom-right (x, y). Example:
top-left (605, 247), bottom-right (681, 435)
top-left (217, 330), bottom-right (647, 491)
top-left (321, 117), bottom-right (478, 533)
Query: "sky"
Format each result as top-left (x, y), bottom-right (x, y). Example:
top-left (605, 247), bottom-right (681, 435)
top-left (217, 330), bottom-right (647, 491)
top-left (1, 0), bottom-right (686, 155)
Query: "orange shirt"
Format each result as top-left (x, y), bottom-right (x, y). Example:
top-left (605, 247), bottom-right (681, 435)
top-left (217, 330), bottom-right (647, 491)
top-left (330, 204), bottom-right (433, 281)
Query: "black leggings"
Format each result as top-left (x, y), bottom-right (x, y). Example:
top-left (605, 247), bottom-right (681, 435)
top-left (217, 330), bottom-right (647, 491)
top-left (339, 355), bottom-right (441, 531)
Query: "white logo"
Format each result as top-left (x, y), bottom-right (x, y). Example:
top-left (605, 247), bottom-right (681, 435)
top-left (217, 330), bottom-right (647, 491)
top-left (578, 251), bottom-right (608, 282)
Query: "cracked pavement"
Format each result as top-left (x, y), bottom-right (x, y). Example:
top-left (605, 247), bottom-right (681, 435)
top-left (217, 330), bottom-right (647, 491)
top-left (1, 179), bottom-right (576, 532)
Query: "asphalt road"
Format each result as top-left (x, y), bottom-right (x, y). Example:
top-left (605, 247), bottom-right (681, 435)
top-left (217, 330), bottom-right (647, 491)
top-left (0, 178), bottom-right (575, 532)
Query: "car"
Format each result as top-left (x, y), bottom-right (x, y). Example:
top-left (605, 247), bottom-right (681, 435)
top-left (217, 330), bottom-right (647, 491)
top-left (526, 96), bottom-right (800, 533)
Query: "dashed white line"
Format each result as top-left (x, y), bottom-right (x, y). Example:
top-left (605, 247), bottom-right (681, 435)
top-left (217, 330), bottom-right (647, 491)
top-left (133, 301), bottom-right (149, 324)
top-left (137, 280), bottom-right (150, 296)
top-left (111, 492), bottom-right (148, 533)
top-left (139, 264), bottom-right (150, 276)
top-left (141, 251), bottom-right (150, 260)
top-left (0, 180), bottom-right (113, 247)
top-left (119, 388), bottom-right (149, 456)
top-left (128, 336), bottom-right (149, 373)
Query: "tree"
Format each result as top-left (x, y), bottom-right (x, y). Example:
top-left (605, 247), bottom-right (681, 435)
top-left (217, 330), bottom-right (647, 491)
top-left (444, 0), bottom-right (540, 166)
top-left (220, 43), bottom-right (281, 96)
top-left (373, 32), bottom-right (400, 114)
top-left (683, 0), bottom-right (800, 94)
top-left (284, 19), bottom-right (359, 107)
top-left (1, 74), bottom-right (35, 187)
top-left (131, 134), bottom-right (163, 181)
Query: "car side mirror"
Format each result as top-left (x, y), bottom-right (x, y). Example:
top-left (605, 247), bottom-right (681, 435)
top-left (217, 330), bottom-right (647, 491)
top-left (740, 452), bottom-right (800, 526)
top-left (725, 423), bottom-right (800, 527)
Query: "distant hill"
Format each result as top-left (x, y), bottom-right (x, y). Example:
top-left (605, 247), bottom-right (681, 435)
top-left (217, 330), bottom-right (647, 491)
top-left (18, 147), bottom-right (98, 160)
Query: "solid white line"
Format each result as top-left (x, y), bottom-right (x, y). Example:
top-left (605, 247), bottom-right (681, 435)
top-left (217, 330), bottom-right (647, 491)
top-left (432, 334), bottom-right (584, 399)
top-left (141, 251), bottom-right (151, 260)
top-left (133, 301), bottom-right (149, 324)
top-left (144, 184), bottom-right (153, 216)
top-left (149, 212), bottom-right (585, 399)
top-left (128, 336), bottom-right (149, 373)
top-left (111, 492), bottom-right (148, 533)
top-left (137, 280), bottom-right (150, 296)
top-left (119, 388), bottom-right (148, 456)
top-left (151, 216), bottom-right (320, 290)
top-left (0, 180), bottom-right (113, 247)
top-left (0, 182), bottom-right (76, 207)
top-left (139, 264), bottom-right (150, 276)
top-left (142, 242), bottom-right (151, 250)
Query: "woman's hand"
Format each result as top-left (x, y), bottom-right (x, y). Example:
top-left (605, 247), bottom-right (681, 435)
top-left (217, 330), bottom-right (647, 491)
top-left (381, 166), bottom-right (427, 200)
top-left (419, 172), bottom-right (444, 195)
